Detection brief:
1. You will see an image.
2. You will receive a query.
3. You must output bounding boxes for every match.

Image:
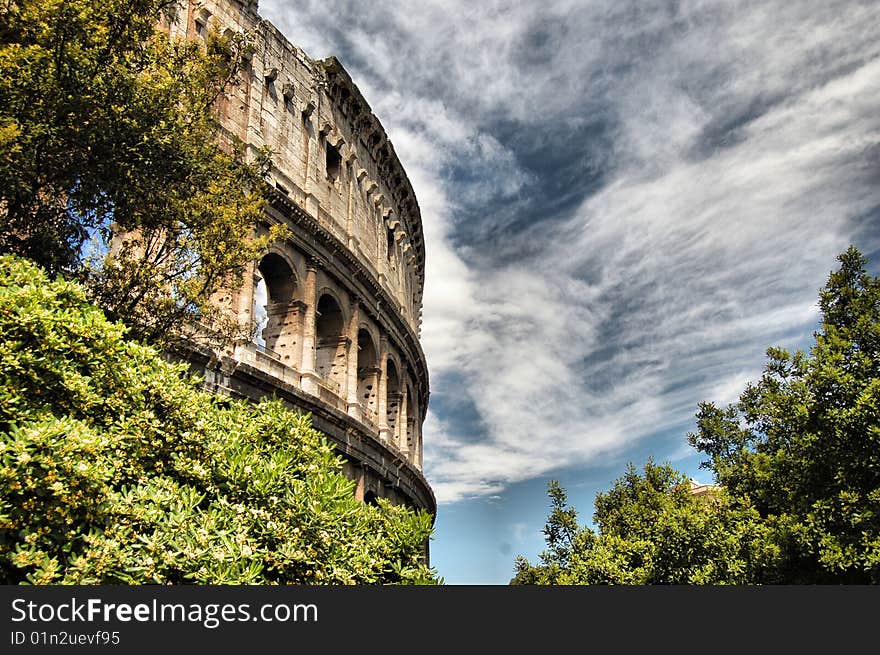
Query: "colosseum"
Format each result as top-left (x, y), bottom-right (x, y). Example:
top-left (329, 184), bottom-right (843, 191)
top-left (167, 1), bottom-right (434, 517)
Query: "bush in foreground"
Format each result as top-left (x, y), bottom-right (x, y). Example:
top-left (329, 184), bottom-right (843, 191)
top-left (0, 255), bottom-right (437, 584)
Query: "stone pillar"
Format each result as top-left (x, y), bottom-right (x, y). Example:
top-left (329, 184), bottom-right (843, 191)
top-left (237, 261), bottom-right (257, 335)
top-left (414, 391), bottom-right (423, 468)
top-left (398, 387), bottom-right (409, 455)
top-left (377, 336), bottom-right (390, 443)
top-left (354, 465), bottom-right (366, 502)
top-left (346, 298), bottom-right (361, 420)
top-left (346, 168), bottom-right (356, 251)
top-left (302, 107), bottom-right (320, 217)
top-left (230, 261), bottom-right (259, 357)
top-left (300, 260), bottom-right (319, 394)
top-left (387, 391), bottom-right (402, 448)
top-left (377, 210), bottom-right (389, 285)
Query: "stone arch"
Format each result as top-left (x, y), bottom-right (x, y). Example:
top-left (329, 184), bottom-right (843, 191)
top-left (385, 356), bottom-right (401, 442)
top-left (356, 327), bottom-right (379, 425)
top-left (255, 253), bottom-right (299, 357)
top-left (259, 252), bottom-right (296, 303)
top-left (315, 292), bottom-right (347, 390)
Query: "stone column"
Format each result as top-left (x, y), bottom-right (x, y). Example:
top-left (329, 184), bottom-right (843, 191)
top-left (346, 166), bottom-right (356, 251)
top-left (414, 391), bottom-right (423, 468)
top-left (231, 261), bottom-right (259, 358)
top-left (354, 465), bottom-right (366, 502)
top-left (387, 391), bottom-right (402, 448)
top-left (377, 336), bottom-right (390, 443)
top-left (300, 260), bottom-right (319, 394)
top-left (237, 261), bottom-right (257, 334)
top-left (346, 298), bottom-right (361, 420)
top-left (377, 210), bottom-right (389, 285)
top-left (302, 107), bottom-right (320, 217)
top-left (398, 387), bottom-right (409, 455)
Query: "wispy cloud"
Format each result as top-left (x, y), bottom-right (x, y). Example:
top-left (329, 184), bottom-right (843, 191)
top-left (261, 0), bottom-right (880, 503)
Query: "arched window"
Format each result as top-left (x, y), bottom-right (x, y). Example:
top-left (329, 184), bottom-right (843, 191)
top-left (386, 358), bottom-right (401, 439)
top-left (315, 294), bottom-right (345, 389)
top-left (254, 254), bottom-right (296, 353)
top-left (357, 329), bottom-right (379, 425)
top-left (259, 254), bottom-right (295, 303)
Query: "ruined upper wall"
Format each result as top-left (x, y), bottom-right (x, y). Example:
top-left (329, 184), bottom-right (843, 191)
top-left (169, 0), bottom-right (426, 334)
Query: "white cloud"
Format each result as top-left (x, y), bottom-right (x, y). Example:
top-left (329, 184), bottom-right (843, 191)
top-left (260, 0), bottom-right (880, 503)
top-left (510, 522), bottom-right (529, 543)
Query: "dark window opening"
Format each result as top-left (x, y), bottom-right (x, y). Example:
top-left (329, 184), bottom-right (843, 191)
top-left (195, 10), bottom-right (210, 36)
top-left (387, 228), bottom-right (395, 261)
top-left (316, 294), bottom-right (344, 339)
top-left (254, 254), bottom-right (296, 352)
top-left (325, 142), bottom-right (342, 181)
top-left (258, 253), bottom-right (295, 305)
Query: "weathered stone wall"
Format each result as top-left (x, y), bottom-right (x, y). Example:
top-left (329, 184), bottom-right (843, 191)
top-left (168, 0), bottom-right (432, 515)
top-left (167, 0), bottom-right (425, 331)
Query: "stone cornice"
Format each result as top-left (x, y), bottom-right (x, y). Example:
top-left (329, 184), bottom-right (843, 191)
top-left (267, 188), bottom-right (430, 411)
top-left (318, 57), bottom-right (427, 303)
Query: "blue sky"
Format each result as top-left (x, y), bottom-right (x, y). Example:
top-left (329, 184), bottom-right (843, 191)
top-left (260, 0), bottom-right (880, 584)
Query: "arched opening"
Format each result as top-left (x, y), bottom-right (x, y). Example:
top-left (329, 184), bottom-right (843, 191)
top-left (315, 294), bottom-right (346, 390)
top-left (254, 254), bottom-right (297, 356)
top-left (357, 329), bottom-right (379, 425)
top-left (386, 358), bottom-right (401, 440)
top-left (259, 254), bottom-right (295, 304)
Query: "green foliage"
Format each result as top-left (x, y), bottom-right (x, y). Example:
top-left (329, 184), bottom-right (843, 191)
top-left (513, 463), bottom-right (774, 585)
top-left (688, 246), bottom-right (880, 582)
top-left (0, 256), bottom-right (438, 584)
top-left (0, 0), bottom-right (285, 344)
top-left (514, 247), bottom-right (880, 584)
top-left (542, 480), bottom-right (579, 569)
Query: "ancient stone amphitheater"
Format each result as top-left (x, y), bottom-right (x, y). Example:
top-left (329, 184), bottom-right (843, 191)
top-left (168, 0), bottom-right (434, 515)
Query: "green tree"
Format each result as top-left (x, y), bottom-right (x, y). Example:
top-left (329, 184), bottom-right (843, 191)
top-left (689, 246), bottom-right (880, 583)
top-left (0, 0), bottom-right (283, 344)
top-left (0, 255), bottom-right (438, 584)
top-left (514, 247), bottom-right (880, 584)
top-left (512, 463), bottom-right (773, 584)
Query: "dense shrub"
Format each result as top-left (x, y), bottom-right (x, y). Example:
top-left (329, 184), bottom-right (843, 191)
top-left (0, 255), bottom-right (437, 584)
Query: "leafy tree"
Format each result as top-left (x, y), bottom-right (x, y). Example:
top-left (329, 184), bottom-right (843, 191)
top-left (514, 247), bottom-right (880, 584)
top-left (0, 0), bottom-right (284, 344)
top-left (512, 463), bottom-right (773, 584)
top-left (689, 246), bottom-right (880, 583)
top-left (0, 255), bottom-right (438, 584)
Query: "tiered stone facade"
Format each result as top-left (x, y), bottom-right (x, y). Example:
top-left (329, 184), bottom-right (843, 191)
top-left (169, 0), bottom-right (433, 515)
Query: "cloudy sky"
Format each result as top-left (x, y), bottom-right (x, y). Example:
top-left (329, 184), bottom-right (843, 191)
top-left (260, 0), bottom-right (880, 583)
